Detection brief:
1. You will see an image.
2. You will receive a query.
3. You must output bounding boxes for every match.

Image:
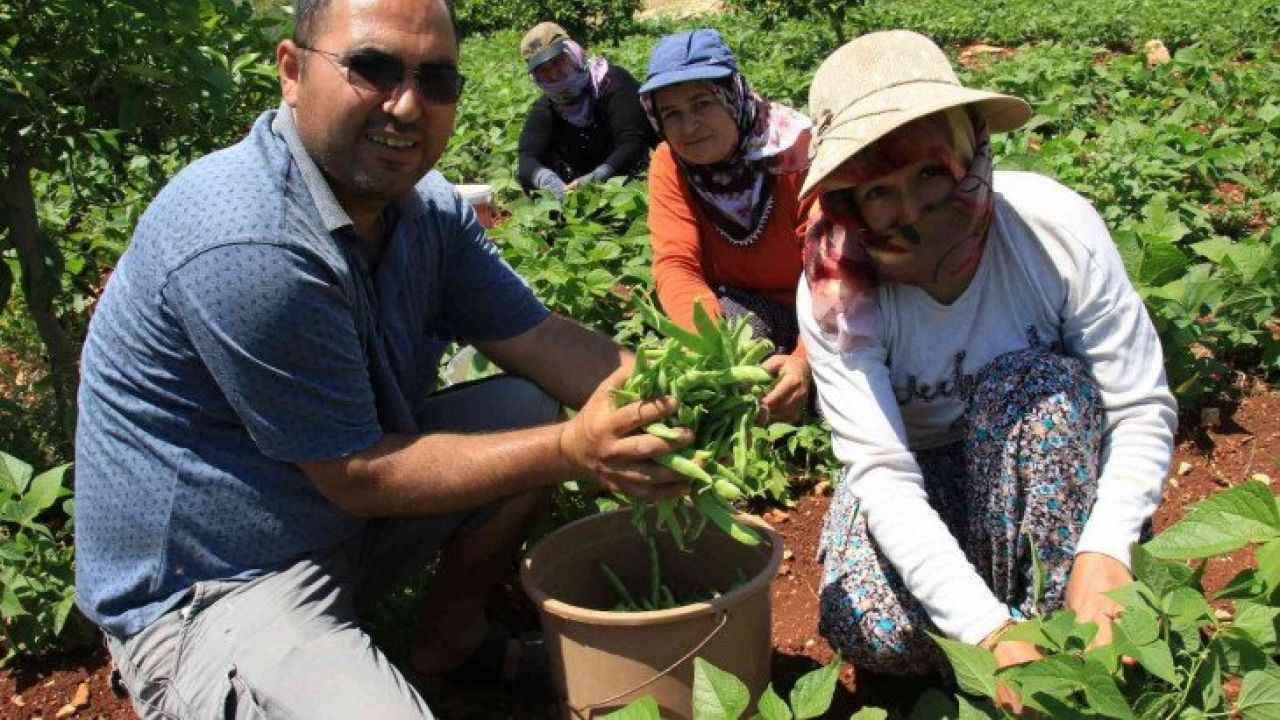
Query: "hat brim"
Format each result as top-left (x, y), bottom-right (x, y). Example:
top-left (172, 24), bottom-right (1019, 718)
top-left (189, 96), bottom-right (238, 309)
top-left (799, 85), bottom-right (1032, 199)
top-left (525, 39), bottom-right (568, 70)
top-left (638, 65), bottom-right (734, 96)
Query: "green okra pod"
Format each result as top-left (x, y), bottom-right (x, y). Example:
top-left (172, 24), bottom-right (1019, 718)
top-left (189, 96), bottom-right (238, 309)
top-left (739, 339), bottom-right (774, 366)
top-left (648, 535), bottom-right (661, 610)
top-left (656, 452), bottom-right (713, 485)
top-left (600, 561), bottom-right (637, 611)
top-left (726, 365), bottom-right (774, 385)
top-left (644, 422), bottom-right (685, 441)
top-left (713, 478), bottom-right (744, 501)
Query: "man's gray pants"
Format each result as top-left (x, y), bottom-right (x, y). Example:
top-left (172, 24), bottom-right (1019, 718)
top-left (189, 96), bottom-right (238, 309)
top-left (105, 376), bottom-right (560, 719)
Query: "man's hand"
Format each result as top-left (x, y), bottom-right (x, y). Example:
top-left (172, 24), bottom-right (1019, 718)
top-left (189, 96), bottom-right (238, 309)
top-left (759, 354), bottom-right (812, 424)
top-left (559, 365), bottom-right (694, 500)
top-left (1066, 551), bottom-right (1135, 658)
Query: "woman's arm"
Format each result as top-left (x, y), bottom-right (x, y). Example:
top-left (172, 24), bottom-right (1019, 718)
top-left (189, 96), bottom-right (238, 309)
top-left (797, 280), bottom-right (1013, 644)
top-left (648, 145), bottom-right (720, 331)
top-left (1057, 194), bottom-right (1177, 568)
top-left (1051, 186), bottom-right (1177, 646)
top-left (517, 100), bottom-right (565, 194)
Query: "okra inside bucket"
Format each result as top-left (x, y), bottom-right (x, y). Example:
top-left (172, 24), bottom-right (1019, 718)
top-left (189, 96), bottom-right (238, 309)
top-left (521, 510), bottom-right (783, 720)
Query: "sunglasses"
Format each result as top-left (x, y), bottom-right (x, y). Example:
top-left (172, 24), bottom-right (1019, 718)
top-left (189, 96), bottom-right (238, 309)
top-left (298, 45), bottom-right (466, 105)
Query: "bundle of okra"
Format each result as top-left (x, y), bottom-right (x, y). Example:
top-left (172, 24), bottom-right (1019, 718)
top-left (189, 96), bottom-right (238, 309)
top-left (599, 297), bottom-right (776, 610)
top-left (615, 296), bottom-right (776, 547)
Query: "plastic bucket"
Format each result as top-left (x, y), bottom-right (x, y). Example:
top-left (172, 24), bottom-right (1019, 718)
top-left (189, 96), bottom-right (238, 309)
top-left (521, 510), bottom-right (783, 720)
top-left (455, 183), bottom-right (496, 228)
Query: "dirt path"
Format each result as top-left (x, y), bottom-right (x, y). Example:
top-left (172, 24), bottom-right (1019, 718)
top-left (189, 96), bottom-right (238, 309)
top-left (636, 0), bottom-right (726, 21)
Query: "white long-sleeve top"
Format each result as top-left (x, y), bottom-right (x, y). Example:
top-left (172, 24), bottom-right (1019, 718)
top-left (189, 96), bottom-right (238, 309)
top-left (798, 171), bottom-right (1178, 645)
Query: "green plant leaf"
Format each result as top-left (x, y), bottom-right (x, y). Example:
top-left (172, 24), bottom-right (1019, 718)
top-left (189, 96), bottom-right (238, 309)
top-left (601, 696), bottom-right (661, 720)
top-left (789, 658), bottom-right (840, 719)
top-left (16, 463), bottom-right (70, 523)
top-left (1106, 580), bottom-right (1160, 614)
top-left (1255, 539), bottom-right (1280, 593)
top-left (930, 634), bottom-right (998, 699)
top-left (1130, 544), bottom-right (1197, 597)
top-left (1230, 601), bottom-right (1280, 651)
top-left (1081, 659), bottom-right (1136, 720)
top-left (1026, 531), bottom-right (1045, 612)
top-left (849, 709), bottom-right (889, 720)
top-left (52, 594), bottom-right (75, 636)
top-left (0, 586), bottom-right (27, 619)
top-left (756, 684), bottom-right (792, 720)
top-left (1162, 586), bottom-right (1214, 630)
top-left (1213, 633), bottom-right (1272, 675)
top-left (1113, 602), bottom-right (1160, 646)
top-left (955, 696), bottom-right (1000, 720)
top-left (1133, 639), bottom-right (1179, 686)
top-left (907, 688), bottom-right (955, 720)
top-left (0, 451), bottom-right (34, 495)
top-left (1146, 481), bottom-right (1280, 560)
top-left (1042, 609), bottom-right (1082, 650)
top-left (1237, 670), bottom-right (1280, 720)
top-left (692, 658), bottom-right (751, 720)
top-left (1000, 618), bottom-right (1057, 650)
top-left (1002, 654), bottom-right (1085, 698)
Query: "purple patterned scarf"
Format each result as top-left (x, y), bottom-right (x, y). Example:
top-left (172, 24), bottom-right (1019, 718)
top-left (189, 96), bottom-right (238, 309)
top-left (532, 40), bottom-right (612, 128)
top-left (641, 74), bottom-right (811, 244)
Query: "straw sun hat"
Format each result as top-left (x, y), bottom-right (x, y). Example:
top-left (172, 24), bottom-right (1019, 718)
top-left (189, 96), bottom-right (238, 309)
top-left (799, 30), bottom-right (1033, 199)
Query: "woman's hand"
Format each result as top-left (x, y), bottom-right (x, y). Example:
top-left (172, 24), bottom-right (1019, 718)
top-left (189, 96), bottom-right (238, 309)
top-left (759, 354), bottom-right (811, 424)
top-left (1065, 551), bottom-right (1134, 656)
top-left (991, 637), bottom-right (1043, 715)
top-left (982, 622), bottom-right (1043, 715)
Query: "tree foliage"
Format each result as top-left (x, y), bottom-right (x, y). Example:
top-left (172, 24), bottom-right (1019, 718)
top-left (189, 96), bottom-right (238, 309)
top-left (456, 0), bottom-right (640, 44)
top-left (0, 0), bottom-right (280, 440)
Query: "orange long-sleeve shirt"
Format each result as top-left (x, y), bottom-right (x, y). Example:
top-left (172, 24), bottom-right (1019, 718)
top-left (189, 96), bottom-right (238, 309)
top-left (647, 142), bottom-right (816, 356)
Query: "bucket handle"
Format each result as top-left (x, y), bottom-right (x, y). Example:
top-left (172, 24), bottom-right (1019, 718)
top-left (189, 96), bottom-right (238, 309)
top-left (569, 610), bottom-right (731, 719)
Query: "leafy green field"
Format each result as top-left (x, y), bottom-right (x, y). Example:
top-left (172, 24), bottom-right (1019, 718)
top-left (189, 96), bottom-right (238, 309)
top-left (1, 0), bottom-right (1277, 676)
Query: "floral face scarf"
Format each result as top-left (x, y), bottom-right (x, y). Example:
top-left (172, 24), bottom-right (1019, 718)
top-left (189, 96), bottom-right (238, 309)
top-left (641, 75), bottom-right (811, 245)
top-left (532, 40), bottom-right (612, 128)
top-left (801, 107), bottom-right (995, 350)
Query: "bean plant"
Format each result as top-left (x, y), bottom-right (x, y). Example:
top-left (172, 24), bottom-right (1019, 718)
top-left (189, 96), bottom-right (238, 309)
top-left (602, 479), bottom-right (1280, 719)
top-left (0, 451), bottom-right (77, 665)
top-left (615, 296), bottom-right (794, 548)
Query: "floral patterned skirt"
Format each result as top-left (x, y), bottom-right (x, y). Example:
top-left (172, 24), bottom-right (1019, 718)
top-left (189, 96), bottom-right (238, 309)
top-left (816, 348), bottom-right (1105, 676)
top-left (716, 285), bottom-right (799, 355)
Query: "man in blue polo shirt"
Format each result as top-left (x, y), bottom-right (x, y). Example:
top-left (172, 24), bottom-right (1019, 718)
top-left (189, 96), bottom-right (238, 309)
top-left (74, 0), bottom-right (691, 717)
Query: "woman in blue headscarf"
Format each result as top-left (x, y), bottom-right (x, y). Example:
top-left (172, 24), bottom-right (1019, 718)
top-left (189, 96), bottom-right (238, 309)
top-left (516, 22), bottom-right (657, 199)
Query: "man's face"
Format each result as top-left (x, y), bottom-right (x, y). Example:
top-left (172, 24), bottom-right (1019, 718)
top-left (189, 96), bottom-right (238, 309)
top-left (280, 0), bottom-right (458, 212)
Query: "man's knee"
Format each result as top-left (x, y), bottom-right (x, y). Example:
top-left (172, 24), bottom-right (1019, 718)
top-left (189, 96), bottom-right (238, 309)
top-left (494, 376), bottom-right (560, 427)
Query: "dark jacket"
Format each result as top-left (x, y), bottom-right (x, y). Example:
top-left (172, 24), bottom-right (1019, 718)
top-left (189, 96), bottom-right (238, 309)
top-left (517, 64), bottom-right (658, 189)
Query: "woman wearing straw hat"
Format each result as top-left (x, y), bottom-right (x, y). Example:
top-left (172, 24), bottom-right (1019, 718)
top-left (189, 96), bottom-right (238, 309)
top-left (639, 29), bottom-right (816, 423)
top-left (796, 30), bottom-right (1177, 694)
top-left (516, 22), bottom-right (657, 200)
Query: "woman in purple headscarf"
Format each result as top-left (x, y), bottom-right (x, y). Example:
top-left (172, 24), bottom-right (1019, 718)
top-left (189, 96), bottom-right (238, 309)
top-left (516, 22), bottom-right (657, 200)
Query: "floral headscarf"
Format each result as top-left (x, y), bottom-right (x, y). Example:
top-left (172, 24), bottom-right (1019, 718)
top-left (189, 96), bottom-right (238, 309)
top-left (802, 107), bottom-right (996, 350)
top-left (641, 74), bottom-right (811, 246)
top-left (531, 40), bottom-right (612, 128)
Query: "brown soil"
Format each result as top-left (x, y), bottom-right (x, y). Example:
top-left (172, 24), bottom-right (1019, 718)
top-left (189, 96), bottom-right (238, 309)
top-left (956, 44), bottom-right (1017, 71)
top-left (6, 387), bottom-right (1279, 719)
top-left (636, 0), bottom-right (726, 21)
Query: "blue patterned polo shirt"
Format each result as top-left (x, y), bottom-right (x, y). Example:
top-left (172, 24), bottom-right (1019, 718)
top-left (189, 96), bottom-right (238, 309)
top-left (74, 105), bottom-right (548, 638)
